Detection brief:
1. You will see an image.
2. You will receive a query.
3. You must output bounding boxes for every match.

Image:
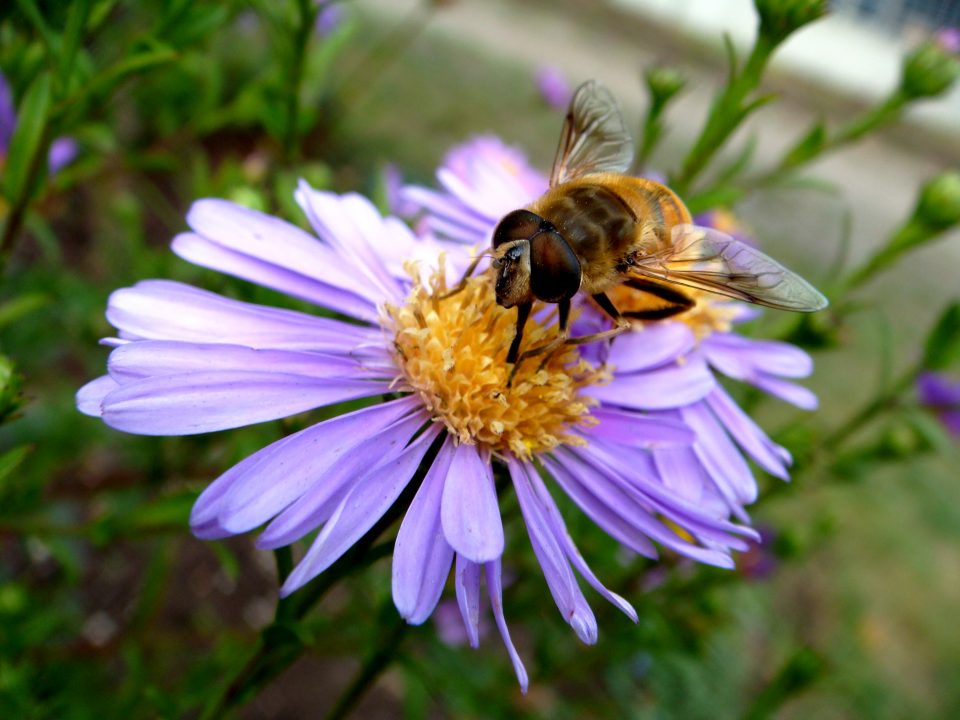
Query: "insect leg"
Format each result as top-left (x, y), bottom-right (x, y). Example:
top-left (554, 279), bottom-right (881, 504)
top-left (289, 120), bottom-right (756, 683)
top-left (621, 278), bottom-right (694, 319)
top-left (507, 299), bottom-right (569, 387)
top-left (551, 292), bottom-right (631, 349)
top-left (505, 302), bottom-right (533, 365)
top-left (438, 253), bottom-right (486, 300)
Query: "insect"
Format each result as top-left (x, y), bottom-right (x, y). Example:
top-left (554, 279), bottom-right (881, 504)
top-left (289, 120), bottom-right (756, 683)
top-left (448, 80), bottom-right (828, 377)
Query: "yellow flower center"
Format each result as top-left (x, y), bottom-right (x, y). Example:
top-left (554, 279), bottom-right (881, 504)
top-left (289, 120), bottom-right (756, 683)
top-left (606, 285), bottom-right (739, 340)
top-left (384, 262), bottom-right (606, 459)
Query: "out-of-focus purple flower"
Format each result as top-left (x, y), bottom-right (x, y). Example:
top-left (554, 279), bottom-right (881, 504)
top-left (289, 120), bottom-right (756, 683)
top-left (314, 1), bottom-right (343, 36)
top-left (918, 371), bottom-right (960, 436)
top-left (403, 137), bottom-right (818, 526)
top-left (937, 27), bottom-right (960, 54)
top-left (737, 525), bottom-right (778, 580)
top-left (695, 208), bottom-right (756, 247)
top-left (434, 599), bottom-right (490, 646)
top-left (0, 71), bottom-right (77, 174)
top-left (0, 74), bottom-right (16, 154)
top-left (78, 184), bottom-right (756, 689)
top-left (535, 65), bottom-right (573, 110)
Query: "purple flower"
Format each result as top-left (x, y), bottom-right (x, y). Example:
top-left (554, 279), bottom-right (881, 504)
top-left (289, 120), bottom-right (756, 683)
top-left (535, 66), bottom-right (573, 110)
top-left (314, 1), bottom-right (343, 37)
top-left (694, 208), bottom-right (756, 247)
top-left (0, 71), bottom-right (77, 174)
top-left (937, 27), bottom-right (960, 54)
top-left (78, 183), bottom-right (756, 689)
top-left (401, 136), bottom-right (547, 243)
top-left (917, 371), bottom-right (960, 436)
top-left (403, 138), bottom-right (818, 524)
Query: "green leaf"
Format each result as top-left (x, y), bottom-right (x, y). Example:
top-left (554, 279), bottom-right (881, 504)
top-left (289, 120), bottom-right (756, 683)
top-left (922, 302), bottom-right (960, 371)
top-left (0, 293), bottom-right (50, 328)
top-left (0, 445), bottom-right (32, 487)
top-left (57, 0), bottom-right (90, 89)
top-left (3, 71), bottom-right (52, 202)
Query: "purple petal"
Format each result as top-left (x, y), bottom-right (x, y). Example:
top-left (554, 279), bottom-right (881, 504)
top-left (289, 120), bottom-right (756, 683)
top-left (253, 410), bottom-right (430, 547)
top-left (535, 65), bottom-right (573, 109)
top-left (590, 353), bottom-right (715, 410)
top-left (565, 440), bottom-right (756, 553)
top-left (455, 554), bottom-right (482, 648)
top-left (750, 374), bottom-right (818, 410)
top-left (526, 466), bottom-right (637, 622)
top-left (108, 280), bottom-right (380, 352)
top-left (585, 407), bottom-right (695, 447)
top-left (101, 371), bottom-right (389, 436)
top-left (606, 323), bottom-right (697, 373)
top-left (652, 444), bottom-right (707, 506)
top-left (0, 72), bottom-right (14, 150)
top-left (508, 458), bottom-right (596, 644)
top-left (392, 435), bottom-right (457, 624)
top-left (441, 443), bottom-right (504, 563)
top-left (541, 454), bottom-right (659, 560)
top-left (172, 232), bottom-right (381, 324)
top-left (704, 333), bottom-right (813, 379)
top-left (106, 341), bottom-right (386, 383)
top-left (706, 386), bottom-right (790, 478)
top-left (189, 396), bottom-right (420, 538)
top-left (280, 424), bottom-right (441, 596)
top-left (485, 560), bottom-right (529, 693)
top-left (294, 187), bottom-right (408, 299)
top-left (918, 372), bottom-right (960, 407)
top-left (47, 137), bottom-right (77, 173)
top-left (76, 375), bottom-right (119, 417)
top-left (680, 401), bottom-right (757, 506)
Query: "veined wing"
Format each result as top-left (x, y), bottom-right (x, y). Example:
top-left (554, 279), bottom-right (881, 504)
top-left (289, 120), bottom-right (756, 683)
top-left (549, 80), bottom-right (634, 187)
top-left (628, 224), bottom-right (829, 312)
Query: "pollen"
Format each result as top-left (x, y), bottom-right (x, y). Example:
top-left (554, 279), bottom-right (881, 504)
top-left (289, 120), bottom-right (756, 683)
top-left (384, 262), bottom-right (607, 460)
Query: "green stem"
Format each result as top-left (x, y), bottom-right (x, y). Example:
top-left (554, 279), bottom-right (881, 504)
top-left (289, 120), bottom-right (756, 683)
top-left (0, 132), bottom-right (52, 272)
top-left (673, 34), bottom-right (776, 194)
top-left (841, 218), bottom-right (929, 293)
top-left (324, 610), bottom-right (409, 720)
top-left (199, 433), bottom-right (442, 719)
top-left (824, 364), bottom-right (920, 454)
top-left (282, 0), bottom-right (319, 163)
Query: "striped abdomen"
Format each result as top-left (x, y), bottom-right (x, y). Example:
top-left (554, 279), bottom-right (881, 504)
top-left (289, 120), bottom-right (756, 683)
top-left (530, 174), bottom-right (693, 294)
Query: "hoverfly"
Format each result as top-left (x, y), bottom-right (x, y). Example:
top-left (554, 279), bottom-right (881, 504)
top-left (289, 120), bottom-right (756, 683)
top-left (448, 80), bottom-right (827, 375)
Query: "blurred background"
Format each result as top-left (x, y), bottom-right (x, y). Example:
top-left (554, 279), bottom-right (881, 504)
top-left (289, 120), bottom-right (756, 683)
top-left (1, 0), bottom-right (959, 717)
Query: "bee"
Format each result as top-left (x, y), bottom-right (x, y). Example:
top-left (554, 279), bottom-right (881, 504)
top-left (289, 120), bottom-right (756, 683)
top-left (450, 80), bottom-right (828, 374)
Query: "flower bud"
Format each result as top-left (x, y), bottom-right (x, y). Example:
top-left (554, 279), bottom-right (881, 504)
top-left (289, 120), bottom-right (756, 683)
top-left (644, 66), bottom-right (685, 106)
top-left (915, 171), bottom-right (960, 231)
top-left (900, 40), bottom-right (960, 99)
top-left (754, 0), bottom-right (828, 42)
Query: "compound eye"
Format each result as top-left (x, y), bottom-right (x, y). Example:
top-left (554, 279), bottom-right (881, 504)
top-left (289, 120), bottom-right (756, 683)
top-left (492, 209), bottom-right (543, 249)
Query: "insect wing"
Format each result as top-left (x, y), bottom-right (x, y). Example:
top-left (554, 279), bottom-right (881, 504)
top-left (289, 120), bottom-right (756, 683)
top-left (549, 80), bottom-right (634, 187)
top-left (630, 225), bottom-right (829, 312)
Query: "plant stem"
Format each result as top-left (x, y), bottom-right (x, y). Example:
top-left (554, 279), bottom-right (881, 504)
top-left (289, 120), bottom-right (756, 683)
top-left (282, 0), bottom-right (319, 163)
top-left (0, 133), bottom-right (52, 273)
top-left (199, 433), bottom-right (442, 719)
top-left (324, 610), bottom-right (409, 720)
top-left (672, 34), bottom-right (776, 195)
top-left (823, 364), bottom-right (920, 454)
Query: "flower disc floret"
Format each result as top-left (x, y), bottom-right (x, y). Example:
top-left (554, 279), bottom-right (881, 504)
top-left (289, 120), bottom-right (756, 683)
top-left (385, 265), bottom-right (605, 459)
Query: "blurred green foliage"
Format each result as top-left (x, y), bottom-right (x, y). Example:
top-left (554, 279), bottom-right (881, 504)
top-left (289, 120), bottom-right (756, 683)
top-left (1, 0), bottom-right (959, 718)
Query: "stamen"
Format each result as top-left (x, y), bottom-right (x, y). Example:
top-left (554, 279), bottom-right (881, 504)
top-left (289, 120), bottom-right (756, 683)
top-left (384, 262), bottom-right (607, 459)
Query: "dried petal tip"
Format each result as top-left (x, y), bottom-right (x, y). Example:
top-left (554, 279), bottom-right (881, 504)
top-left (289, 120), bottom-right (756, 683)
top-left (385, 266), bottom-right (606, 459)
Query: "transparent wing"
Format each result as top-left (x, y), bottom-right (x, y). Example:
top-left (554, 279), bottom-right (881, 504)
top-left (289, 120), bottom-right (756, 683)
top-left (629, 224), bottom-right (829, 312)
top-left (549, 80), bottom-right (634, 187)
